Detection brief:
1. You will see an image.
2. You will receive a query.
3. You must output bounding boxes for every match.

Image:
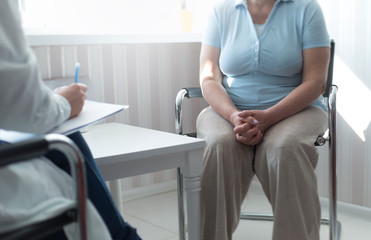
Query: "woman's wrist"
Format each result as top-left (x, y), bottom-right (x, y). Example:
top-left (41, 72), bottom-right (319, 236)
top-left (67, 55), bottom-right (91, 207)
top-left (228, 110), bottom-right (241, 127)
top-left (261, 108), bottom-right (278, 131)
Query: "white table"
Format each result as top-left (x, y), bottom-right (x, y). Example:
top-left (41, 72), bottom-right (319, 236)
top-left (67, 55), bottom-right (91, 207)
top-left (82, 123), bottom-right (205, 240)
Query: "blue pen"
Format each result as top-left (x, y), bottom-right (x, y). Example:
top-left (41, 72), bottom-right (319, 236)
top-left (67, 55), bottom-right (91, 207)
top-left (74, 62), bottom-right (80, 84)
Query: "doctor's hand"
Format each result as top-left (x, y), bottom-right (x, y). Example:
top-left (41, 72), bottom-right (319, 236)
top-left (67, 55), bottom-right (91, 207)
top-left (54, 83), bottom-right (88, 119)
top-left (230, 111), bottom-right (263, 146)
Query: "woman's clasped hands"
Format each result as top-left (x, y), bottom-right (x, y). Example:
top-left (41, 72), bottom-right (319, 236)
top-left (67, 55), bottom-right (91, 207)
top-left (231, 110), bottom-right (270, 146)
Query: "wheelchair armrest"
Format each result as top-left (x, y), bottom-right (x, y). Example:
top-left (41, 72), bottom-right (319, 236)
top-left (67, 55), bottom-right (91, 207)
top-left (0, 134), bottom-right (87, 240)
top-left (0, 137), bottom-right (49, 168)
top-left (0, 208), bottom-right (77, 240)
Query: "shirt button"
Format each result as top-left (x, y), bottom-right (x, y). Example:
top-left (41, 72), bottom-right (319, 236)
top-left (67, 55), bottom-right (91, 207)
top-left (255, 41), bottom-right (259, 45)
top-left (254, 57), bottom-right (258, 61)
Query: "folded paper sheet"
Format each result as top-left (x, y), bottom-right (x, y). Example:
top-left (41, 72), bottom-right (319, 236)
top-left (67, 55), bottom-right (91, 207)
top-left (50, 100), bottom-right (128, 135)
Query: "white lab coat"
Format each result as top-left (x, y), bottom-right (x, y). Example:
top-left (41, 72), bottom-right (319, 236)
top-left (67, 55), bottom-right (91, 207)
top-left (0, 1), bottom-right (111, 239)
top-left (0, 0), bottom-right (70, 134)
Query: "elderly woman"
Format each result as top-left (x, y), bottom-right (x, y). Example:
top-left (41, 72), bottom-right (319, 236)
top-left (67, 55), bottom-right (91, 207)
top-left (198, 0), bottom-right (330, 239)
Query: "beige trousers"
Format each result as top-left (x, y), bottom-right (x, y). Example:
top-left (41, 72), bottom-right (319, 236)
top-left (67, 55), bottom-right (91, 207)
top-left (196, 106), bottom-right (328, 240)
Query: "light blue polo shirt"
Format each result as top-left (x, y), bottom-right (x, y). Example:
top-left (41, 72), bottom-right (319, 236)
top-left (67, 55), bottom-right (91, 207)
top-left (203, 0), bottom-right (330, 111)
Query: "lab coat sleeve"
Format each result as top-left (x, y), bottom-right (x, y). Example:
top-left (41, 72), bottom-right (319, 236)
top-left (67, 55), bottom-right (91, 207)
top-left (0, 0), bottom-right (71, 134)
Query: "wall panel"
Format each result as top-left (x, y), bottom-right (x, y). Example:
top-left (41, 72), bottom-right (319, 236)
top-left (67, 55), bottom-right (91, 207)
top-left (35, 42), bottom-right (202, 192)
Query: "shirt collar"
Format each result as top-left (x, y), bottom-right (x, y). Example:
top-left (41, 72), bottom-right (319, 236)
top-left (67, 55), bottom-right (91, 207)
top-left (235, 0), bottom-right (293, 7)
top-left (235, 0), bottom-right (246, 7)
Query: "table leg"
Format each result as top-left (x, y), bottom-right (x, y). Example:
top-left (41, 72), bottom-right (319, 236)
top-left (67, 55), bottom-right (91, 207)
top-left (109, 179), bottom-right (123, 214)
top-left (177, 168), bottom-right (186, 240)
top-left (182, 148), bottom-right (204, 240)
top-left (184, 175), bottom-right (201, 240)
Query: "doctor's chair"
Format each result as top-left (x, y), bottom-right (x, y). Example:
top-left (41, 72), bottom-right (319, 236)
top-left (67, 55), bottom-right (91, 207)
top-left (0, 134), bottom-right (87, 240)
top-left (175, 40), bottom-right (341, 240)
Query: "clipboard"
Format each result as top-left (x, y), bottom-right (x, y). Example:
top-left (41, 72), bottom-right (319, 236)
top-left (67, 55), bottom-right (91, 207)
top-left (0, 100), bottom-right (127, 143)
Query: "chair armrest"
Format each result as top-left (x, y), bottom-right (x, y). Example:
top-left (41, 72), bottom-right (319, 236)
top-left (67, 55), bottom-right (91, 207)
top-left (328, 85), bottom-right (338, 112)
top-left (185, 88), bottom-right (203, 99)
top-left (175, 88), bottom-right (203, 135)
top-left (315, 84), bottom-right (338, 146)
top-left (328, 85), bottom-right (338, 146)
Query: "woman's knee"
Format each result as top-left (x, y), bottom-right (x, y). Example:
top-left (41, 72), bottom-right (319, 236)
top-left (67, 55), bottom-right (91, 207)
top-left (204, 130), bottom-right (237, 150)
top-left (260, 135), bottom-right (319, 168)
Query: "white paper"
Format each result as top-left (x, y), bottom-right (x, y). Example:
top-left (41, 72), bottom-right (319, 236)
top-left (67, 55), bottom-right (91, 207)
top-left (49, 100), bottom-right (128, 135)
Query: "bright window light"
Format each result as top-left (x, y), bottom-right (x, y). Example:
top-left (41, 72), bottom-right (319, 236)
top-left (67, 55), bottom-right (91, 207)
top-left (334, 55), bottom-right (371, 142)
top-left (19, 0), bottom-right (214, 34)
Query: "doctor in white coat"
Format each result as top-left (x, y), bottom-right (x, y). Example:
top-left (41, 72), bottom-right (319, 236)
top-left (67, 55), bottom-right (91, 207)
top-left (0, 1), bottom-right (141, 239)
